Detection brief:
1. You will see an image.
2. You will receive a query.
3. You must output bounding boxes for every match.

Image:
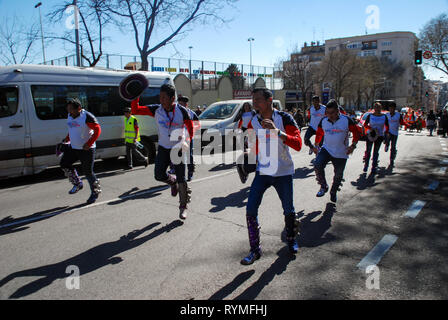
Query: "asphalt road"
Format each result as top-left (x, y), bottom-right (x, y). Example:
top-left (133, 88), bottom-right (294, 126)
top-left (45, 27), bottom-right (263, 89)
top-left (0, 129), bottom-right (447, 300)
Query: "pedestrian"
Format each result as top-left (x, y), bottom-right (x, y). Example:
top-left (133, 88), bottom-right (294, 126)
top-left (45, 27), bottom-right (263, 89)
top-left (240, 87), bottom-right (302, 265)
top-left (310, 99), bottom-right (360, 202)
top-left (362, 102), bottom-right (389, 174)
top-left (124, 107), bottom-right (148, 170)
top-left (178, 96), bottom-right (200, 181)
top-left (426, 110), bottom-right (437, 136)
top-left (384, 102), bottom-right (405, 167)
top-left (131, 84), bottom-right (194, 220)
top-left (294, 108), bottom-right (305, 129)
top-left (60, 98), bottom-right (102, 204)
top-left (305, 96), bottom-right (326, 155)
top-left (441, 110), bottom-right (448, 138)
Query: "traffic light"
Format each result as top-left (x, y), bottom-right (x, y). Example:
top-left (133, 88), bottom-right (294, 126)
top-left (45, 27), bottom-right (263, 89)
top-left (415, 50), bottom-right (423, 65)
top-left (425, 91), bottom-right (429, 97)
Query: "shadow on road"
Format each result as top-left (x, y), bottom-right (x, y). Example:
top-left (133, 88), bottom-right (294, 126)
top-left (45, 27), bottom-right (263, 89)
top-left (0, 158), bottom-right (139, 190)
top-left (209, 187), bottom-right (250, 213)
top-left (0, 204), bottom-right (88, 237)
top-left (296, 203), bottom-right (336, 248)
top-left (108, 185), bottom-right (167, 206)
top-left (209, 163), bottom-right (236, 172)
top-left (293, 166), bottom-right (315, 180)
top-left (0, 220), bottom-right (184, 299)
top-left (233, 247), bottom-right (296, 300)
top-left (208, 270), bottom-right (255, 300)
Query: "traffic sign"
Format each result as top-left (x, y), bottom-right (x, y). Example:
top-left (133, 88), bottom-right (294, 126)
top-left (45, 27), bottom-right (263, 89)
top-left (423, 51), bottom-right (433, 59)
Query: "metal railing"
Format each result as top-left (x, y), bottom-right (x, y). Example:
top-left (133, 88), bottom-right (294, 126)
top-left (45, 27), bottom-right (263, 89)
top-left (42, 54), bottom-right (284, 90)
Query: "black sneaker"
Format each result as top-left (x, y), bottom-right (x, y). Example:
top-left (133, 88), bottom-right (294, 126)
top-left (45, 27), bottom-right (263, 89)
top-left (240, 250), bottom-right (262, 265)
top-left (363, 165), bottom-right (368, 173)
top-left (287, 239), bottom-right (299, 254)
top-left (330, 192), bottom-right (337, 203)
top-left (86, 193), bottom-right (99, 204)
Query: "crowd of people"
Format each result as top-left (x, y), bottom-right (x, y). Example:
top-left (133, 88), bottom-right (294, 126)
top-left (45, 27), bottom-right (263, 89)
top-left (56, 80), bottom-right (446, 265)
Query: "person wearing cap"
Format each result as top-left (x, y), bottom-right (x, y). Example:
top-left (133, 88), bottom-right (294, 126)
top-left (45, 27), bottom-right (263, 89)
top-left (124, 107), bottom-right (148, 170)
top-left (60, 98), bottom-right (102, 204)
top-left (178, 96), bottom-right (200, 181)
top-left (305, 96), bottom-right (326, 156)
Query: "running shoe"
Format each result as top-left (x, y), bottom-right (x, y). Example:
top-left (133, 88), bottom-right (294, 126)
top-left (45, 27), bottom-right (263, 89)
top-left (69, 183), bottom-right (83, 195)
top-left (316, 186), bottom-right (329, 197)
top-left (240, 250), bottom-right (262, 265)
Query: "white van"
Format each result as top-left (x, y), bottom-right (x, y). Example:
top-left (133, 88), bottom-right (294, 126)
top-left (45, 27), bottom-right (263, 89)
top-left (0, 64), bottom-right (173, 179)
top-left (199, 99), bottom-right (283, 137)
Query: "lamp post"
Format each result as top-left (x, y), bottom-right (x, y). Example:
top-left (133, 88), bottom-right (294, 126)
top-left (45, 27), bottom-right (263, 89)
top-left (73, 0), bottom-right (81, 67)
top-left (188, 46), bottom-right (193, 81)
top-left (34, 2), bottom-right (46, 64)
top-left (248, 38), bottom-right (254, 86)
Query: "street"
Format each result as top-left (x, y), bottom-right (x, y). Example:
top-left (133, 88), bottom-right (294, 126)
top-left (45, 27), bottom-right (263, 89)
top-left (0, 130), bottom-right (447, 300)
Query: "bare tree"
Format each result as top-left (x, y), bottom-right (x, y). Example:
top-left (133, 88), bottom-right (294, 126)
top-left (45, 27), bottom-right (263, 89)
top-left (48, 0), bottom-right (112, 67)
top-left (420, 13), bottom-right (448, 76)
top-left (0, 17), bottom-right (40, 65)
top-left (321, 49), bottom-right (360, 102)
top-left (105, 0), bottom-right (236, 71)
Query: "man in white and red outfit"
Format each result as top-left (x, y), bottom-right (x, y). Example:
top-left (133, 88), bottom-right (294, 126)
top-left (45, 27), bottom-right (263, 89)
top-left (305, 96), bottom-right (326, 155)
top-left (310, 100), bottom-right (360, 203)
top-left (60, 98), bottom-right (102, 204)
top-left (131, 84), bottom-right (194, 220)
top-left (240, 88), bottom-right (303, 265)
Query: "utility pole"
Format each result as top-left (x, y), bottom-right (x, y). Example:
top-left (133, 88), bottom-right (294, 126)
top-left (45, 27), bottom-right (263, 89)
top-left (73, 0), bottom-right (81, 67)
top-left (248, 38), bottom-right (255, 86)
top-left (35, 2), bottom-right (46, 64)
top-left (189, 46), bottom-right (193, 82)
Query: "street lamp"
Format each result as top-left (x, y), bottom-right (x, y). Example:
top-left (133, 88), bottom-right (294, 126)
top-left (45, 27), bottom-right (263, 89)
top-left (188, 46), bottom-right (193, 81)
top-left (248, 38), bottom-right (255, 86)
top-left (73, 0), bottom-right (81, 67)
top-left (34, 2), bottom-right (46, 64)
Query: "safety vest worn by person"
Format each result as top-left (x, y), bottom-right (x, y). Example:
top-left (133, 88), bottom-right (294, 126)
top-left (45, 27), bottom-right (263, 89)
top-left (124, 115), bottom-right (140, 143)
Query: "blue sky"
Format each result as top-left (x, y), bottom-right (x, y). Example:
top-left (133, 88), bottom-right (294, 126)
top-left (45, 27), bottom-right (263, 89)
top-left (1, 0), bottom-right (447, 80)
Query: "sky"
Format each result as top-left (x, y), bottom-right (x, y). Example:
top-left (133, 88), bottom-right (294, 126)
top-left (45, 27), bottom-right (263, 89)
top-left (1, 0), bottom-right (447, 80)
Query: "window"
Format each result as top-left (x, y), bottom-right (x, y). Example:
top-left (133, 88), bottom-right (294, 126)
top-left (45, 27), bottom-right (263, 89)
top-left (363, 50), bottom-right (376, 57)
top-left (31, 85), bottom-right (161, 120)
top-left (199, 103), bottom-right (238, 120)
top-left (382, 50), bottom-right (392, 56)
top-left (362, 41), bottom-right (377, 50)
top-left (0, 87), bottom-right (19, 118)
top-left (382, 41), bottom-right (392, 46)
top-left (329, 47), bottom-right (336, 52)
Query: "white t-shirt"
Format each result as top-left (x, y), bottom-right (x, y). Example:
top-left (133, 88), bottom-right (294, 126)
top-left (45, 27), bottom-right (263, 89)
top-left (318, 115), bottom-right (354, 159)
top-left (67, 109), bottom-right (98, 150)
top-left (386, 112), bottom-right (401, 136)
top-left (309, 105), bottom-right (326, 130)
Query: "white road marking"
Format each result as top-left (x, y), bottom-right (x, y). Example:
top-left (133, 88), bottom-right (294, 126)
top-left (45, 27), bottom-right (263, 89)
top-left (0, 171), bottom-right (236, 230)
top-left (404, 200), bottom-right (427, 219)
top-left (357, 234), bottom-right (398, 271)
top-left (427, 180), bottom-right (440, 191)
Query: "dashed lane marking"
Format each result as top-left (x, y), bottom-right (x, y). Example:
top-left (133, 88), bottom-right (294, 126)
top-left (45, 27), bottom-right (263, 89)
top-left (404, 200), bottom-right (427, 219)
top-left (357, 234), bottom-right (398, 271)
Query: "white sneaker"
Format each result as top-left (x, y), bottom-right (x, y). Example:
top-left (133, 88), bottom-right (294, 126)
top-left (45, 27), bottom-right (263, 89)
top-left (179, 206), bottom-right (188, 220)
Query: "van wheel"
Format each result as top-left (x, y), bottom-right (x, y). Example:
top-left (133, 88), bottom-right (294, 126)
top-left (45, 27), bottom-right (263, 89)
top-left (141, 137), bottom-right (156, 164)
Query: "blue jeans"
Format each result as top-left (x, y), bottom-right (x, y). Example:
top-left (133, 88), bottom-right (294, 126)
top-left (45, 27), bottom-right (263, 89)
top-left (385, 134), bottom-right (398, 161)
top-left (365, 137), bottom-right (384, 168)
top-left (246, 172), bottom-right (295, 218)
top-left (314, 147), bottom-right (347, 192)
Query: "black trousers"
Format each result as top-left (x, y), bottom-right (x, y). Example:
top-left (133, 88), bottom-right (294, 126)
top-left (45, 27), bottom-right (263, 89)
top-left (154, 146), bottom-right (186, 183)
top-left (60, 146), bottom-right (97, 191)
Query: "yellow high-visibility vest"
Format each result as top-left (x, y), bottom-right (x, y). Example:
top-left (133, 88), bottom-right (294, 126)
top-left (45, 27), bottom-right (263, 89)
top-left (124, 115), bottom-right (141, 143)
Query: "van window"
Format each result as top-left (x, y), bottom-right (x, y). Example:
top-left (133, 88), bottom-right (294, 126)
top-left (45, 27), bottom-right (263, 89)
top-left (31, 85), bottom-right (161, 120)
top-left (0, 87), bottom-right (19, 118)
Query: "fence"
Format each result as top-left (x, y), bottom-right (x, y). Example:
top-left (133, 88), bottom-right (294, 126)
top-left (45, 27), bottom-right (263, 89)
top-left (43, 54), bottom-right (284, 90)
